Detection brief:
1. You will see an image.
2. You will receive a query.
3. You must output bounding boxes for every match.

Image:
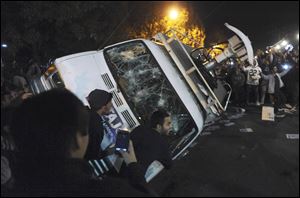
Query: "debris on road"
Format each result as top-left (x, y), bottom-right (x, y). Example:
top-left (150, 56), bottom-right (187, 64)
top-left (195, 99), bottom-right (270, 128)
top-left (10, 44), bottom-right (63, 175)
top-left (224, 122), bottom-right (235, 127)
top-left (200, 132), bottom-right (212, 136)
top-left (240, 128), bottom-right (254, 133)
top-left (286, 134), bottom-right (299, 139)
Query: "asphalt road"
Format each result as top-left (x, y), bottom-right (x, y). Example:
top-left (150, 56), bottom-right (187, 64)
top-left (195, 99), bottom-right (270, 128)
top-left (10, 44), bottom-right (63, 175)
top-left (149, 105), bottom-right (299, 197)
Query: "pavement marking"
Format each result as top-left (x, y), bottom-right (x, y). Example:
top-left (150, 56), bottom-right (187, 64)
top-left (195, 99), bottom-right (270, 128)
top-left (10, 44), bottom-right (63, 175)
top-left (286, 134), bottom-right (299, 139)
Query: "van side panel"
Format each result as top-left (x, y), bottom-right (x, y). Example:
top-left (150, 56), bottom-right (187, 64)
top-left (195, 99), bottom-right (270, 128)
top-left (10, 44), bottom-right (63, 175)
top-left (55, 52), bottom-right (107, 106)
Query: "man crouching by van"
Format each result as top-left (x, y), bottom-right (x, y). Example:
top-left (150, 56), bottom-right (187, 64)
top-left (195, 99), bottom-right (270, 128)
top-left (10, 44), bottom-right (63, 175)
top-left (130, 110), bottom-right (173, 174)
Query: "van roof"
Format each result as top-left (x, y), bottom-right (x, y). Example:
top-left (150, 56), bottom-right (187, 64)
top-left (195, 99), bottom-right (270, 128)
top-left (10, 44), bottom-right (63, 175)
top-left (104, 38), bottom-right (148, 49)
top-left (55, 39), bottom-right (148, 64)
top-left (55, 51), bottom-right (99, 64)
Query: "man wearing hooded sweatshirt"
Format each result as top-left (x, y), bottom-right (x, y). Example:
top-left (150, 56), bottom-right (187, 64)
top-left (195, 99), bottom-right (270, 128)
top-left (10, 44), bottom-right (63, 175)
top-left (84, 89), bottom-right (114, 160)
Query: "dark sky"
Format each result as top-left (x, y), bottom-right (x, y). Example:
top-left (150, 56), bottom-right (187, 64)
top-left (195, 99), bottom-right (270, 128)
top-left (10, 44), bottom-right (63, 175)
top-left (189, 1), bottom-right (299, 50)
top-left (130, 1), bottom-right (298, 50)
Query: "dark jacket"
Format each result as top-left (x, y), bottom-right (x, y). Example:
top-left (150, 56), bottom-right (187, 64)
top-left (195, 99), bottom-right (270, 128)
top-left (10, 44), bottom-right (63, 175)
top-left (84, 108), bottom-right (104, 160)
top-left (230, 70), bottom-right (246, 88)
top-left (10, 158), bottom-right (149, 197)
top-left (130, 126), bottom-right (172, 174)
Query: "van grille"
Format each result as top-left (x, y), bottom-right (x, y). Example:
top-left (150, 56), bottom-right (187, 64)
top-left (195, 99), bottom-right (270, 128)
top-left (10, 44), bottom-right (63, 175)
top-left (101, 73), bottom-right (114, 89)
top-left (121, 110), bottom-right (136, 128)
top-left (112, 91), bottom-right (123, 107)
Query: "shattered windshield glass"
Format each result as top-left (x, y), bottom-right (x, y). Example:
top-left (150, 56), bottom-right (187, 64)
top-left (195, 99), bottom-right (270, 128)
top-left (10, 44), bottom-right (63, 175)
top-left (104, 41), bottom-right (197, 137)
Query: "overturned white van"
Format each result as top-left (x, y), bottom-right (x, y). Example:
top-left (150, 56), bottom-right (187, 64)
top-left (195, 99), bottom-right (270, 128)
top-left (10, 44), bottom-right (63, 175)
top-left (30, 23), bottom-right (254, 182)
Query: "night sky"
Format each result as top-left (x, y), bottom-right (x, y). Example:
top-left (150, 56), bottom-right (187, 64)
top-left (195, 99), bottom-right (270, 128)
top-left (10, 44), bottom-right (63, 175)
top-left (189, 1), bottom-right (299, 50)
top-left (1, 1), bottom-right (298, 64)
top-left (130, 1), bottom-right (299, 51)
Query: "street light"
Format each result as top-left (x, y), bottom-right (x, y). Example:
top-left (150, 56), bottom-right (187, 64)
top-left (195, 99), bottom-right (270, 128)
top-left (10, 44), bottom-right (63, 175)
top-left (169, 9), bottom-right (179, 20)
top-left (1, 44), bottom-right (8, 48)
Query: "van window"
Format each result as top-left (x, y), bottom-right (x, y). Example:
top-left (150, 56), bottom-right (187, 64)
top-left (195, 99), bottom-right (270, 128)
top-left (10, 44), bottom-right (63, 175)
top-left (104, 41), bottom-right (197, 138)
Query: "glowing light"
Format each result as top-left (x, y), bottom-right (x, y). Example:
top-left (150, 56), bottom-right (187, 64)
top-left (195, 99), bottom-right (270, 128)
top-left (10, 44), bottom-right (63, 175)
top-left (282, 64), bottom-right (289, 70)
top-left (281, 40), bottom-right (288, 46)
top-left (131, 7), bottom-right (206, 48)
top-left (275, 45), bottom-right (281, 50)
top-left (169, 9), bottom-right (179, 20)
top-left (1, 44), bottom-right (7, 48)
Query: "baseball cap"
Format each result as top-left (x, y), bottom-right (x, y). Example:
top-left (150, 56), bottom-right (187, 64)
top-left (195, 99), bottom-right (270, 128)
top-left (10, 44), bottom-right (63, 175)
top-left (87, 89), bottom-right (113, 111)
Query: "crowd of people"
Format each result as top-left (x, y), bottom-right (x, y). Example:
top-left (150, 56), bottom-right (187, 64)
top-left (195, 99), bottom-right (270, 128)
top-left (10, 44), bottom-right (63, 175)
top-left (215, 47), bottom-right (299, 116)
top-left (1, 58), bottom-right (41, 193)
top-left (8, 88), bottom-right (171, 196)
top-left (1, 58), bottom-right (42, 108)
top-left (1, 85), bottom-right (173, 196)
top-left (1, 44), bottom-right (299, 196)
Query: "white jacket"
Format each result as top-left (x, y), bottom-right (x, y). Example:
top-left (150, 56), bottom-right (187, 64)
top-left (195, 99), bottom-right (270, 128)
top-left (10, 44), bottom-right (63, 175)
top-left (261, 68), bottom-right (290, 94)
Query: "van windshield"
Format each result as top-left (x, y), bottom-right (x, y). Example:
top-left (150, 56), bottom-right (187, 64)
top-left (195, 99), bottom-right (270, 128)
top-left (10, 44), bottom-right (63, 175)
top-left (104, 41), bottom-right (197, 140)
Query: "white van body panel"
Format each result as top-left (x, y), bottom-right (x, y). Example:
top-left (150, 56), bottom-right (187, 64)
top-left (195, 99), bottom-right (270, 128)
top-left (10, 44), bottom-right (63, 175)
top-left (55, 51), bottom-right (105, 106)
top-left (47, 39), bottom-right (208, 182)
top-left (55, 40), bottom-right (204, 137)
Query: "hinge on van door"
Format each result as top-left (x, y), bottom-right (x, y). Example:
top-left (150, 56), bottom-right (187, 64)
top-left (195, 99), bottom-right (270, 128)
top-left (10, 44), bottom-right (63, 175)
top-left (206, 97), bottom-right (216, 108)
top-left (207, 97), bottom-right (220, 116)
